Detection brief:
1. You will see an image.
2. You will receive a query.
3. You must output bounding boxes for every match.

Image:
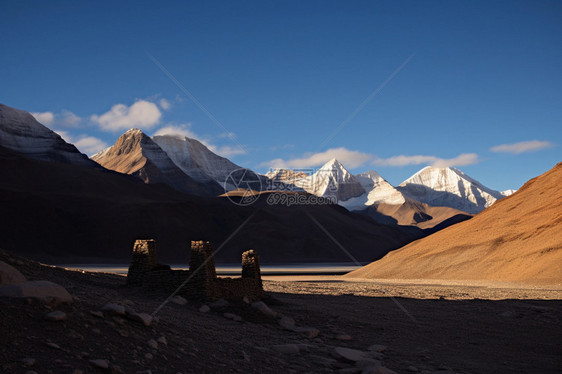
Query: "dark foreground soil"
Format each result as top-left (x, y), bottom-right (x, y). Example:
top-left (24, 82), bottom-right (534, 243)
top-left (1, 250), bottom-right (561, 374)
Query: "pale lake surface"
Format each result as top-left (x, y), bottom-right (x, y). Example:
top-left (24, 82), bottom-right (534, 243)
top-left (58, 263), bottom-right (364, 277)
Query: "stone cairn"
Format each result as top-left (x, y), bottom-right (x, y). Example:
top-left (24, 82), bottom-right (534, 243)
top-left (126, 239), bottom-right (264, 300)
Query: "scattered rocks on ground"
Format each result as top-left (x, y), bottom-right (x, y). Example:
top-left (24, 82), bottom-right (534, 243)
top-left (0, 280), bottom-right (72, 304)
top-left (157, 336), bottom-right (167, 345)
top-left (44, 310), bottom-right (67, 321)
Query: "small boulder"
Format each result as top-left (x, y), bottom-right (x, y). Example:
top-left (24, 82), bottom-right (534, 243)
top-left (44, 310), bottom-right (67, 321)
top-left (209, 298), bottom-right (229, 308)
top-left (223, 312), bottom-right (243, 322)
top-left (156, 336), bottom-right (167, 345)
top-left (198, 305), bottom-right (210, 313)
top-left (295, 326), bottom-right (320, 339)
top-left (278, 316), bottom-right (297, 331)
top-left (251, 301), bottom-right (277, 318)
top-left (368, 345), bottom-right (387, 353)
top-left (332, 347), bottom-right (368, 362)
top-left (89, 359), bottom-right (109, 369)
top-left (271, 344), bottom-right (300, 355)
top-left (127, 312), bottom-right (153, 326)
top-left (356, 358), bottom-right (381, 369)
top-left (147, 339), bottom-right (158, 350)
top-left (170, 295), bottom-right (187, 305)
top-left (101, 303), bottom-right (125, 316)
top-left (336, 334), bottom-right (353, 341)
top-left (0, 261), bottom-right (26, 285)
top-left (362, 367), bottom-right (398, 374)
top-left (0, 280), bottom-right (72, 304)
top-left (89, 310), bottom-right (104, 318)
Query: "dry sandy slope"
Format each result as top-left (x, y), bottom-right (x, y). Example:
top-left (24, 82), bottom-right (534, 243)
top-left (346, 163), bottom-right (562, 285)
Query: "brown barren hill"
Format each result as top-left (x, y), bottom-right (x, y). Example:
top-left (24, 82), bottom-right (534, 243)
top-left (346, 163), bottom-right (562, 285)
top-left (361, 199), bottom-right (472, 229)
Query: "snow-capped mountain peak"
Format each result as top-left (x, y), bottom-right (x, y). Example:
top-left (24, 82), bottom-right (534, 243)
top-left (397, 166), bottom-right (504, 214)
top-left (293, 158), bottom-right (366, 201)
top-left (501, 189), bottom-right (517, 197)
top-left (355, 170), bottom-right (406, 206)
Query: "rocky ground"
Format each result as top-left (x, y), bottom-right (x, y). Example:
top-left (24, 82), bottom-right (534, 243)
top-left (1, 250), bottom-right (561, 374)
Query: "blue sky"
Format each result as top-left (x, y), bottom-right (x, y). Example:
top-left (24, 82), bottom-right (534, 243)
top-left (1, 1), bottom-right (560, 191)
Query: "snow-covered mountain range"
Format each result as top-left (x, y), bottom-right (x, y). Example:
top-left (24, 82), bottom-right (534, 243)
top-left (265, 158), bottom-right (506, 215)
top-left (0, 102), bottom-right (512, 216)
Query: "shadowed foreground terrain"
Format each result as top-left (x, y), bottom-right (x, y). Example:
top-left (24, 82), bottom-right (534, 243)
top-left (0, 146), bottom-right (423, 265)
top-left (1, 250), bottom-right (561, 374)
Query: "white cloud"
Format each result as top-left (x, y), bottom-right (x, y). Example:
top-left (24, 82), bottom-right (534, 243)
top-left (159, 98), bottom-right (171, 110)
top-left (74, 137), bottom-right (108, 156)
top-left (209, 145), bottom-right (246, 158)
top-left (54, 130), bottom-right (107, 156)
top-left (152, 123), bottom-right (246, 158)
top-left (153, 123), bottom-right (197, 138)
top-left (263, 147), bottom-right (372, 169)
top-left (373, 153), bottom-right (480, 168)
top-left (31, 112), bottom-right (54, 126)
top-left (32, 110), bottom-right (82, 128)
top-left (58, 110), bottom-right (81, 127)
top-left (490, 140), bottom-right (555, 154)
top-left (91, 100), bottom-right (162, 132)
